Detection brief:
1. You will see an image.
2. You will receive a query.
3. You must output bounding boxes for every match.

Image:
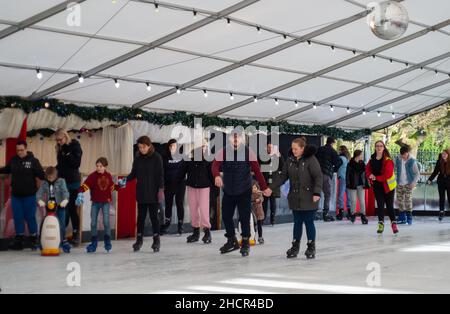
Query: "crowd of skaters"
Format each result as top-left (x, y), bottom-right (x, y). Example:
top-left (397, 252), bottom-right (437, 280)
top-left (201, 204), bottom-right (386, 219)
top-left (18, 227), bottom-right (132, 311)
top-left (1, 128), bottom-right (450, 259)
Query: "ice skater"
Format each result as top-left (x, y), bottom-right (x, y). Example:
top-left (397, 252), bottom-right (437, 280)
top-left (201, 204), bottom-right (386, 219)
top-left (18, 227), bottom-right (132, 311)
top-left (366, 141), bottom-right (398, 235)
top-left (120, 136), bottom-right (164, 253)
top-left (251, 181), bottom-right (265, 244)
top-left (212, 131), bottom-right (269, 257)
top-left (76, 157), bottom-right (121, 253)
top-left (266, 138), bottom-right (322, 259)
top-left (37, 167), bottom-right (71, 253)
top-left (427, 148), bottom-right (450, 222)
top-left (345, 150), bottom-right (369, 224)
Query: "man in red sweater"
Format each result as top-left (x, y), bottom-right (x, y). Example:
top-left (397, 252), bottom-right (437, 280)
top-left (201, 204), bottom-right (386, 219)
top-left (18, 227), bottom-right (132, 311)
top-left (76, 157), bottom-right (120, 253)
top-left (212, 132), bottom-right (270, 257)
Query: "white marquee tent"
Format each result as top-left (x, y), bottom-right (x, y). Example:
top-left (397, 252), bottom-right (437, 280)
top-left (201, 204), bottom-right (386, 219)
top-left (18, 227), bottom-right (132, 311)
top-left (0, 0), bottom-right (449, 131)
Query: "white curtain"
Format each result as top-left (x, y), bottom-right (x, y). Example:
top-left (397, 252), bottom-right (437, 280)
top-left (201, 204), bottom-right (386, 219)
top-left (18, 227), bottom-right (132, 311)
top-left (130, 120), bottom-right (194, 144)
top-left (27, 109), bottom-right (117, 131)
top-left (0, 108), bottom-right (119, 140)
top-left (25, 127), bottom-right (132, 175)
top-left (0, 109), bottom-right (26, 139)
top-left (101, 124), bottom-right (133, 175)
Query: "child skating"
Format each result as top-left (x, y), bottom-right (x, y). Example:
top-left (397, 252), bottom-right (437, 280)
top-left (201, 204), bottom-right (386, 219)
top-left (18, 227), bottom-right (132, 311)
top-left (37, 167), bottom-right (71, 253)
top-left (251, 181), bottom-right (266, 244)
top-left (76, 158), bottom-right (121, 253)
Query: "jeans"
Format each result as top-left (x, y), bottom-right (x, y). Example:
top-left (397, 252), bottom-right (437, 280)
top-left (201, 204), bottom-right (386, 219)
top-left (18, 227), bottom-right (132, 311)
top-left (322, 175), bottom-right (332, 212)
top-left (91, 202), bottom-right (111, 238)
top-left (347, 187), bottom-right (366, 215)
top-left (293, 210), bottom-right (316, 242)
top-left (337, 178), bottom-right (351, 209)
top-left (222, 189), bottom-right (252, 239)
top-left (11, 195), bottom-right (37, 235)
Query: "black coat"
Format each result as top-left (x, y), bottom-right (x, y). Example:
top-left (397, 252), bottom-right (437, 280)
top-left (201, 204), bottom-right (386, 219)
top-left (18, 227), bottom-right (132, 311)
top-left (185, 151), bottom-right (214, 189)
top-left (0, 152), bottom-right (45, 197)
top-left (271, 146), bottom-right (323, 211)
top-left (316, 144), bottom-right (342, 179)
top-left (346, 159), bottom-right (370, 190)
top-left (163, 154), bottom-right (187, 188)
top-left (428, 157), bottom-right (450, 186)
top-left (56, 139), bottom-right (83, 185)
top-left (127, 151), bottom-right (164, 204)
top-left (259, 155), bottom-right (285, 198)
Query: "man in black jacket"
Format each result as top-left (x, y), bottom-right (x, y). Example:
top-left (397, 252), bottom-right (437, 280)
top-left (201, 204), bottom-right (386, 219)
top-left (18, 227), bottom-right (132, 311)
top-left (316, 137), bottom-right (343, 222)
top-left (0, 141), bottom-right (45, 250)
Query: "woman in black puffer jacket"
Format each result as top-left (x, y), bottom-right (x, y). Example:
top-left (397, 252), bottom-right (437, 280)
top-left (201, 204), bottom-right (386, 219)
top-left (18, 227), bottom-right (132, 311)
top-left (55, 129), bottom-right (83, 245)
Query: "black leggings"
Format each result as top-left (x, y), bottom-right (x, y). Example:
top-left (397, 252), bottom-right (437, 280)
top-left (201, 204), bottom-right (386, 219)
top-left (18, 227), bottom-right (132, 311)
top-left (373, 183), bottom-right (396, 223)
top-left (137, 203), bottom-right (160, 237)
top-left (438, 180), bottom-right (450, 211)
top-left (65, 189), bottom-right (80, 232)
top-left (257, 220), bottom-right (263, 238)
top-left (164, 183), bottom-right (186, 224)
top-left (263, 195), bottom-right (277, 222)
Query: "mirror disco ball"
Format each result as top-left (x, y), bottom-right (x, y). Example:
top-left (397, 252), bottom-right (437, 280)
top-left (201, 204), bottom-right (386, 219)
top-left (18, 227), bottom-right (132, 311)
top-left (368, 1), bottom-right (409, 40)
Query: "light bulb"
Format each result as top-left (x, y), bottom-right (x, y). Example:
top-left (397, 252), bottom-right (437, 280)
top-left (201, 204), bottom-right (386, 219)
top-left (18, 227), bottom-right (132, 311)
top-left (36, 69), bottom-right (43, 80)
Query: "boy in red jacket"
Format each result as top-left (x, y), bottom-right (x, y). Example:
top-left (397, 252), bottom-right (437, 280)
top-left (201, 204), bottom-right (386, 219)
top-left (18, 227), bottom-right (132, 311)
top-left (76, 157), bottom-right (120, 253)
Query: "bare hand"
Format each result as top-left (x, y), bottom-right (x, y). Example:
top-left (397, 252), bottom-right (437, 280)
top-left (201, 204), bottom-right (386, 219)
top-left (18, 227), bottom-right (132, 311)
top-left (158, 189), bottom-right (165, 203)
top-left (369, 174), bottom-right (376, 181)
top-left (409, 183), bottom-right (416, 189)
top-left (215, 176), bottom-right (223, 188)
top-left (427, 180), bottom-right (432, 185)
top-left (263, 188), bottom-right (272, 197)
top-left (313, 196), bottom-right (321, 203)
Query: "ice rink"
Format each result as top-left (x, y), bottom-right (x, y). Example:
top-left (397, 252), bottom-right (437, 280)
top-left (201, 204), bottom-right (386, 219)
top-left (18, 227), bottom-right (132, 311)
top-left (1, 217), bottom-right (450, 294)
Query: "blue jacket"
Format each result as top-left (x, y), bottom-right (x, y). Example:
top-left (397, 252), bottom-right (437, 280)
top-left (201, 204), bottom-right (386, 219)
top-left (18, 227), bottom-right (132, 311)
top-left (395, 155), bottom-right (420, 185)
top-left (37, 178), bottom-right (70, 205)
top-left (337, 155), bottom-right (348, 180)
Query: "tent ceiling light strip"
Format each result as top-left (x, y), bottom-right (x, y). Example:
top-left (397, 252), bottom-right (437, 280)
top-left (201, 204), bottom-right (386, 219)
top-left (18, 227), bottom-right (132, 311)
top-left (28, 0), bottom-right (260, 100)
top-left (275, 51), bottom-right (450, 121)
top-left (210, 19), bottom-right (450, 117)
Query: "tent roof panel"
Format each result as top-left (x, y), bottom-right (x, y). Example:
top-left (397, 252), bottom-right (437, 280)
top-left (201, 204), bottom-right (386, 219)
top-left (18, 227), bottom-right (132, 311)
top-left (35, 0), bottom-right (198, 43)
top-left (229, 0), bottom-right (362, 33)
top-left (148, 92), bottom-right (249, 114)
top-left (332, 87), bottom-right (407, 107)
top-left (51, 78), bottom-right (172, 106)
top-left (0, 29), bottom-right (139, 72)
top-left (100, 48), bottom-right (232, 84)
top-left (0, 67), bottom-right (73, 97)
top-left (0, 0), bottom-right (66, 22)
top-left (225, 99), bottom-right (310, 119)
top-left (256, 43), bottom-right (356, 74)
top-left (272, 77), bottom-right (360, 100)
top-left (200, 66), bottom-right (302, 95)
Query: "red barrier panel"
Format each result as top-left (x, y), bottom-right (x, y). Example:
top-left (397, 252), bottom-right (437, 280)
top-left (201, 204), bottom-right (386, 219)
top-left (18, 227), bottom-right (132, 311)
top-left (116, 178), bottom-right (136, 239)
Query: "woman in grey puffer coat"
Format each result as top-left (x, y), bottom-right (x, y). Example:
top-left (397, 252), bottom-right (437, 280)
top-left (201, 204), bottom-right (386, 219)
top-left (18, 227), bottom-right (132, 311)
top-left (267, 138), bottom-right (323, 260)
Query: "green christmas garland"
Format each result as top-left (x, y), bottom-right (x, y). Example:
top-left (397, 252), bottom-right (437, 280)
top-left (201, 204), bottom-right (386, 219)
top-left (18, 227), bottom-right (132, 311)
top-left (0, 96), bottom-right (371, 141)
